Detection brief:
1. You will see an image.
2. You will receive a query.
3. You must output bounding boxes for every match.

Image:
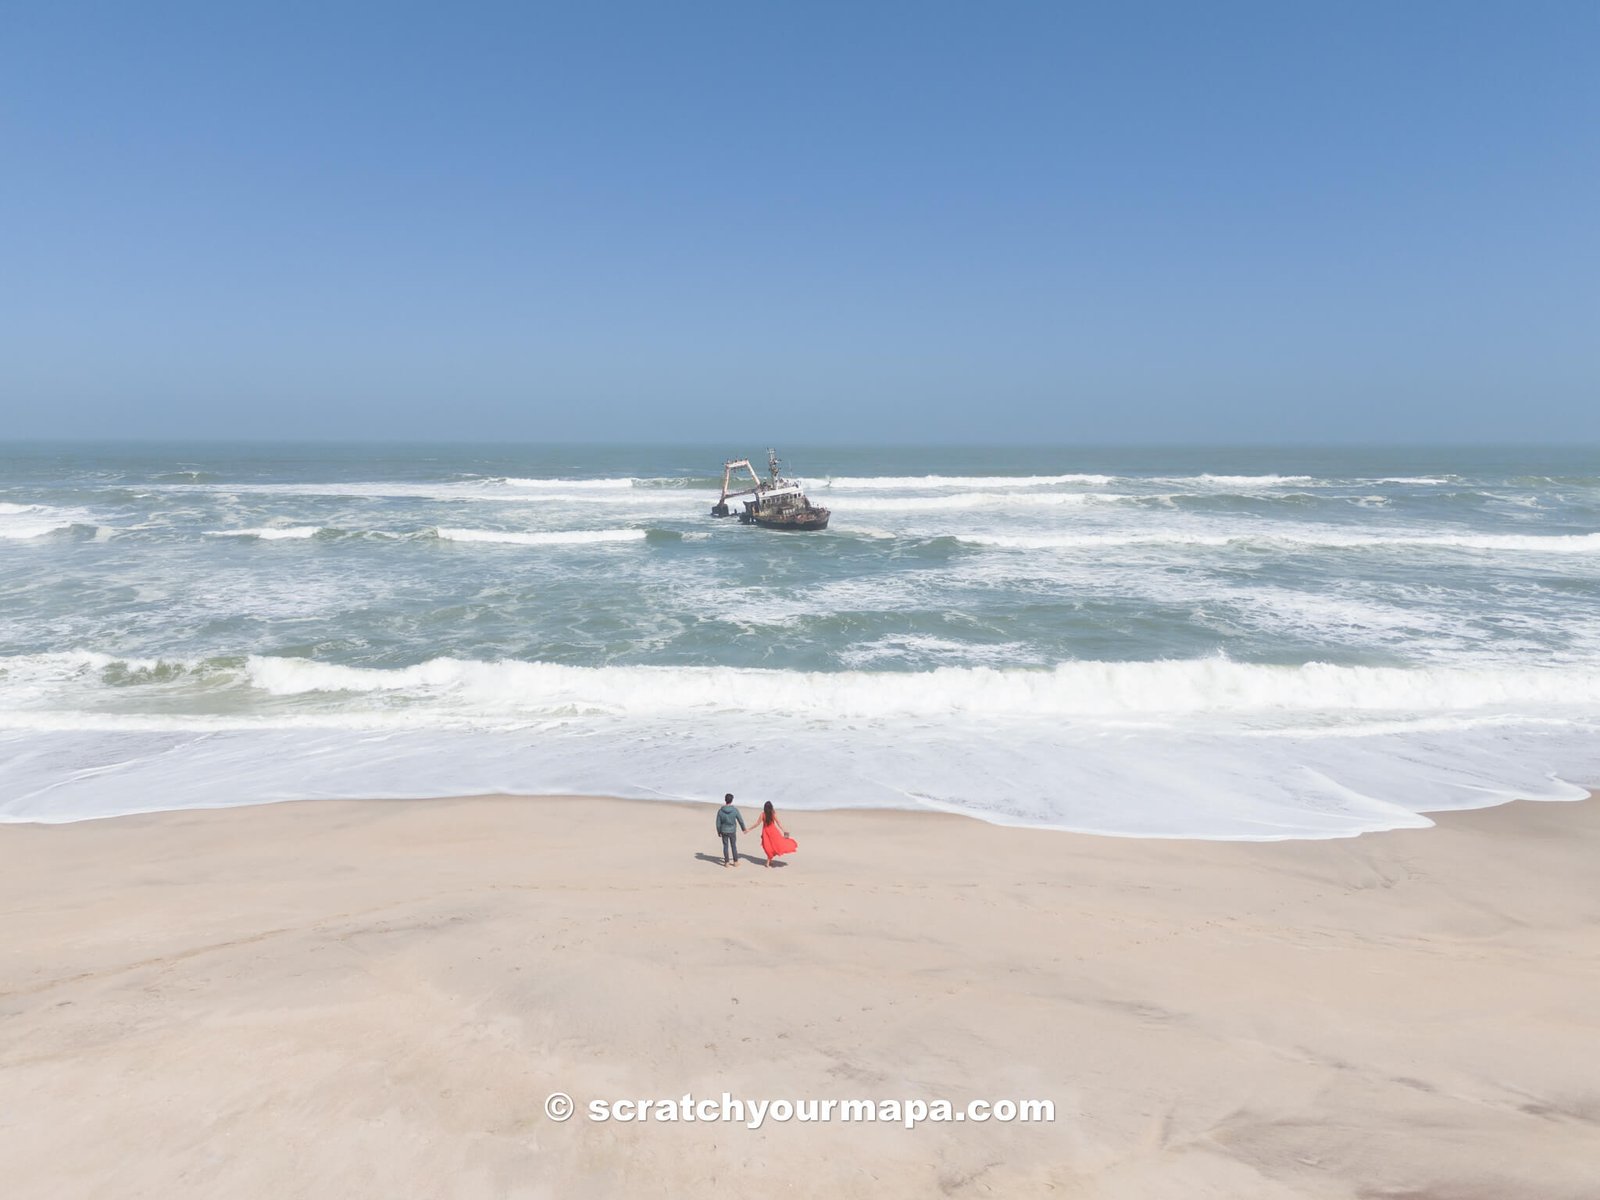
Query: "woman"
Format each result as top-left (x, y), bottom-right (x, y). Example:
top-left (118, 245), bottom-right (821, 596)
top-left (756, 800), bottom-right (798, 868)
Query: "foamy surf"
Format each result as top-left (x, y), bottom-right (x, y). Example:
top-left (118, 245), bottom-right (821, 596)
top-left (1180, 474), bottom-right (1319, 487)
top-left (226, 655), bottom-right (1600, 715)
top-left (959, 531), bottom-right (1600, 553)
top-left (4, 650), bottom-right (1599, 838)
top-left (0, 503), bottom-right (92, 539)
top-left (13, 649), bottom-right (1598, 723)
top-left (3, 703), bottom-right (1595, 837)
top-left (4, 443), bottom-right (1598, 835)
top-left (433, 527), bottom-right (648, 546)
top-left (843, 491), bottom-right (1107, 512)
top-left (820, 473), bottom-right (1116, 489)
top-left (497, 476), bottom-right (641, 490)
top-left (205, 526), bottom-right (322, 540)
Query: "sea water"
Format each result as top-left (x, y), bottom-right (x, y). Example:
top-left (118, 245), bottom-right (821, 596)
top-left (2, 442), bottom-right (1597, 837)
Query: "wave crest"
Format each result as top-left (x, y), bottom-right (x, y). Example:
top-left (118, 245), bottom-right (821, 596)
top-left (234, 655), bottom-right (1600, 718)
top-left (497, 476), bottom-right (639, 490)
top-left (204, 526), bottom-right (321, 540)
top-left (0, 503), bottom-right (97, 539)
top-left (820, 473), bottom-right (1114, 489)
top-left (960, 531), bottom-right (1600, 553)
top-left (434, 527), bottom-right (647, 546)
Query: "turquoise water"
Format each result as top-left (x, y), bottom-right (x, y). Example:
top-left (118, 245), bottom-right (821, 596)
top-left (3, 442), bottom-right (1598, 835)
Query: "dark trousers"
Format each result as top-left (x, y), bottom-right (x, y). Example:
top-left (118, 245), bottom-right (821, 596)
top-left (721, 832), bottom-right (738, 863)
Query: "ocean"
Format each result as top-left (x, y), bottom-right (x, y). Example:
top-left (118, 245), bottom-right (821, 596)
top-left (2, 442), bottom-right (1597, 837)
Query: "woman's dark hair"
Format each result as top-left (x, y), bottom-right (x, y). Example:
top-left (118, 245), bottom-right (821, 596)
top-left (762, 801), bottom-right (775, 825)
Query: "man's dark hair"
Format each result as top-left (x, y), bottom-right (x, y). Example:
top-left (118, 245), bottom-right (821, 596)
top-left (724, 793), bottom-right (733, 802)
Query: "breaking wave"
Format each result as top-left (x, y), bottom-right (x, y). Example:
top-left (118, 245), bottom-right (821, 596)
top-left (497, 475), bottom-right (734, 491)
top-left (843, 492), bottom-right (1108, 512)
top-left (0, 503), bottom-right (96, 540)
top-left (497, 476), bottom-right (641, 490)
top-left (205, 526), bottom-right (322, 540)
top-left (183, 524), bottom-right (680, 545)
top-left (7, 447), bottom-right (1600, 834)
top-left (819, 473), bottom-right (1115, 489)
top-left (10, 650), bottom-right (1599, 720)
top-left (1170, 474), bottom-right (1319, 487)
top-left (433, 527), bottom-right (648, 546)
top-left (960, 531), bottom-right (1600, 554)
top-left (230, 655), bottom-right (1600, 718)
top-left (6, 650), bottom-right (1599, 834)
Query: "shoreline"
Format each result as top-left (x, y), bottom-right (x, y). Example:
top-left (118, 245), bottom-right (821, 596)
top-left (6, 776), bottom-right (1597, 840)
top-left (4, 792), bottom-right (1598, 1197)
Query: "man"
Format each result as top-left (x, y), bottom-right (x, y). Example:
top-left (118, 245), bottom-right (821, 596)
top-left (715, 793), bottom-right (747, 868)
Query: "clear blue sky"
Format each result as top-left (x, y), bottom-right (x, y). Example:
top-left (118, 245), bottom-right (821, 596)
top-left (3, 1), bottom-right (1596, 443)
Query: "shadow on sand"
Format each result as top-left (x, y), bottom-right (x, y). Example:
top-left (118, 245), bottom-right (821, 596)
top-left (694, 852), bottom-right (789, 869)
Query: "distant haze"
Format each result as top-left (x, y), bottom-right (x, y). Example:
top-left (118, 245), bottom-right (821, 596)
top-left (2, 3), bottom-right (1596, 443)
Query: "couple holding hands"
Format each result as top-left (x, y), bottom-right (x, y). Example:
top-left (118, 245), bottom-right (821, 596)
top-left (714, 793), bottom-right (798, 868)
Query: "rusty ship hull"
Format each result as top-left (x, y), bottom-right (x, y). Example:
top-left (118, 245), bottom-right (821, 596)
top-left (710, 449), bottom-right (831, 532)
top-left (742, 507), bottom-right (830, 531)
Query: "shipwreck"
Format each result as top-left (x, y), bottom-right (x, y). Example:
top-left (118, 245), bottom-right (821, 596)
top-left (709, 449), bottom-right (831, 531)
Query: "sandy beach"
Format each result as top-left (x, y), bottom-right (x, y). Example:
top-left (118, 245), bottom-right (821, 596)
top-left (3, 794), bottom-right (1598, 1199)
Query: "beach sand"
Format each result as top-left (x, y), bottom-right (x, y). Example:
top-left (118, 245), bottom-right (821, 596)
top-left (3, 794), bottom-right (1598, 1199)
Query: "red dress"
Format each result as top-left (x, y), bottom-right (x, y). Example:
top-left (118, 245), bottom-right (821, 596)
top-left (760, 818), bottom-right (798, 859)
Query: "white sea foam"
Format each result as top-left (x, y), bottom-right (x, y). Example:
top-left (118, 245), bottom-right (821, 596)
top-left (498, 476), bottom-right (641, 490)
top-left (0, 504), bottom-right (87, 540)
top-left (204, 526), bottom-right (321, 540)
top-left (5, 651), bottom-right (1600, 834)
top-left (230, 655), bottom-right (1600, 717)
top-left (155, 477), bottom-right (714, 501)
top-left (0, 519), bottom-right (74, 540)
top-left (1181, 474), bottom-right (1319, 487)
top-left (8, 449), bottom-right (1600, 835)
top-left (30, 649), bottom-right (1592, 720)
top-left (837, 635), bottom-right (1042, 668)
top-left (960, 531), bottom-right (1600, 554)
top-left (434, 527), bottom-right (647, 546)
top-left (963, 532), bottom-right (1235, 549)
top-left (4, 666), bottom-right (1597, 836)
top-left (0, 651), bottom-right (213, 707)
top-left (819, 472), bottom-right (1388, 490)
top-left (844, 491), bottom-right (1107, 512)
top-left (820, 473), bottom-right (1115, 489)
top-left (159, 480), bottom-right (483, 498)
top-left (830, 525), bottom-right (899, 539)
top-left (3, 649), bottom-right (202, 676)
top-left (539, 491), bottom-right (713, 507)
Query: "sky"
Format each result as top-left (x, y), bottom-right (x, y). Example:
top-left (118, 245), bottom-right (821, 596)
top-left (2, 1), bottom-right (1596, 444)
